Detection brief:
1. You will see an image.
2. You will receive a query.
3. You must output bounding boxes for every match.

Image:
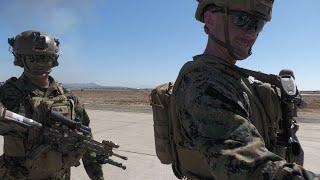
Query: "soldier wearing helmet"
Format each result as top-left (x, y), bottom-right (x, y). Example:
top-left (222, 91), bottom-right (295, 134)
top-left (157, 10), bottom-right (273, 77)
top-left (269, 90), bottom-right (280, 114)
top-left (169, 0), bottom-right (319, 179)
top-left (0, 30), bottom-right (104, 180)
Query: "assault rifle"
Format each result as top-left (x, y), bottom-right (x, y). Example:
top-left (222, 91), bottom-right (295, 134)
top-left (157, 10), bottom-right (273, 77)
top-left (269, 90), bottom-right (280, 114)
top-left (238, 68), bottom-right (303, 163)
top-left (0, 106), bottom-right (127, 170)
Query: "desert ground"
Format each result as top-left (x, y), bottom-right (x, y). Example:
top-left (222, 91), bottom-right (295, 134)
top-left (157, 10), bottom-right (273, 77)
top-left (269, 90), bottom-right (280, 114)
top-left (0, 89), bottom-right (319, 179)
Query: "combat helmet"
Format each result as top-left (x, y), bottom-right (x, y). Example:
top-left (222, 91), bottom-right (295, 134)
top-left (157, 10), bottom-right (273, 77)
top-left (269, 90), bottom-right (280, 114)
top-left (8, 30), bottom-right (60, 67)
top-left (196, 0), bottom-right (274, 23)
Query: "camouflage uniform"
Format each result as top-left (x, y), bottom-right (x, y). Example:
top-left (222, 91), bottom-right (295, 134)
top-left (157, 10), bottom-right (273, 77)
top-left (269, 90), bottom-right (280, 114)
top-left (0, 74), bottom-right (103, 180)
top-left (174, 54), bottom-right (318, 179)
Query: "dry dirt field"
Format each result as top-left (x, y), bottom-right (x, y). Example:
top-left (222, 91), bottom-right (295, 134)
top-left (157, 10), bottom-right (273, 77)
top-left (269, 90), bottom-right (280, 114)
top-left (72, 89), bottom-right (151, 113)
top-left (72, 89), bottom-right (320, 114)
top-left (301, 94), bottom-right (320, 113)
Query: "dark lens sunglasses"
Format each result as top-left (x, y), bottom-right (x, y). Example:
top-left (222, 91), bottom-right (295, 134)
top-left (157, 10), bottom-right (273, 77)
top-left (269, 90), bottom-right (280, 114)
top-left (25, 55), bottom-right (57, 63)
top-left (229, 11), bottom-right (266, 32)
top-left (209, 9), bottom-right (265, 32)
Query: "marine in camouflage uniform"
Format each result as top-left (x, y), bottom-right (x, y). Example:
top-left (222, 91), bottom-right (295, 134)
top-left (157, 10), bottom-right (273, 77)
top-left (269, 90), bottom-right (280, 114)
top-left (0, 30), bottom-right (104, 180)
top-left (173, 0), bottom-right (319, 179)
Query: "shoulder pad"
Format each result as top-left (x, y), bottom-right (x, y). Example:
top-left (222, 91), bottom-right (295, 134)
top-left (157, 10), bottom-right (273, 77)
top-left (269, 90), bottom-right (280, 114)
top-left (5, 77), bottom-right (18, 84)
top-left (0, 77), bottom-right (26, 110)
top-left (1, 77), bottom-right (19, 91)
top-left (175, 61), bottom-right (249, 118)
top-left (173, 60), bottom-right (203, 92)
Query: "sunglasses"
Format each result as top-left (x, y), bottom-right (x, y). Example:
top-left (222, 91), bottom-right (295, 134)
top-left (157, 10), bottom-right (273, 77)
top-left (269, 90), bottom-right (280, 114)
top-left (24, 55), bottom-right (57, 63)
top-left (210, 9), bottom-right (266, 32)
top-left (229, 11), bottom-right (266, 32)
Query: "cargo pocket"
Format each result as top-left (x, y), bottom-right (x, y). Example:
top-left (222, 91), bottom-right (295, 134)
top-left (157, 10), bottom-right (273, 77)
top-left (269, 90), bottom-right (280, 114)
top-left (26, 150), bottom-right (63, 179)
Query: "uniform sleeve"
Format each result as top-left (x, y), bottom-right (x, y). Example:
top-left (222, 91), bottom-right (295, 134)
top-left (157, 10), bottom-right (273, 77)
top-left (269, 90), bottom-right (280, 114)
top-left (0, 80), bottom-right (27, 136)
top-left (0, 78), bottom-right (24, 113)
top-left (67, 92), bottom-right (104, 180)
top-left (175, 71), bottom-right (318, 180)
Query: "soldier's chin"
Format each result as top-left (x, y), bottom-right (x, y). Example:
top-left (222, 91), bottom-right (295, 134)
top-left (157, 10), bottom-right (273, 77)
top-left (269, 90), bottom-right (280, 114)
top-left (232, 48), bottom-right (251, 60)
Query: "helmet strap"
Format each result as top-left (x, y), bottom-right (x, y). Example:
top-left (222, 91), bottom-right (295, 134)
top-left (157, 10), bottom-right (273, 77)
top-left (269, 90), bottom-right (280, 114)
top-left (222, 7), bottom-right (238, 60)
top-left (207, 7), bottom-right (248, 60)
top-left (21, 57), bottom-right (33, 74)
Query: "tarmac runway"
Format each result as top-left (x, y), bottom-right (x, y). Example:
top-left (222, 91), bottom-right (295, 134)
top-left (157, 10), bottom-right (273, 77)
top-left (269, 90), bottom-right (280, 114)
top-left (0, 110), bottom-right (319, 179)
top-left (72, 110), bottom-right (320, 180)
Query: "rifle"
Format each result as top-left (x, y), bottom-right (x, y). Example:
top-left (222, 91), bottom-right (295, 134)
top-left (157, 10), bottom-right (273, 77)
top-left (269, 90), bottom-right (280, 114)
top-left (238, 68), bottom-right (302, 162)
top-left (0, 106), bottom-right (127, 170)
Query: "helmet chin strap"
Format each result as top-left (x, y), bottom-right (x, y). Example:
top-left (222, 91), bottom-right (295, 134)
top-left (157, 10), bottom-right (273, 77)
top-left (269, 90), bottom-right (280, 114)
top-left (222, 7), bottom-right (238, 60)
top-left (207, 7), bottom-right (252, 60)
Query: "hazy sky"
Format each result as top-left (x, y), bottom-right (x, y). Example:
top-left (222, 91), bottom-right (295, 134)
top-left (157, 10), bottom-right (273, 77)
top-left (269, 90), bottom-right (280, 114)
top-left (0, 0), bottom-right (319, 90)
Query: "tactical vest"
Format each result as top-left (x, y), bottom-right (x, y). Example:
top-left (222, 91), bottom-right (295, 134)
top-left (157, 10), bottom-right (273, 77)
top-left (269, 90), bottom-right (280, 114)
top-left (150, 60), bottom-right (284, 179)
top-left (3, 79), bottom-right (86, 179)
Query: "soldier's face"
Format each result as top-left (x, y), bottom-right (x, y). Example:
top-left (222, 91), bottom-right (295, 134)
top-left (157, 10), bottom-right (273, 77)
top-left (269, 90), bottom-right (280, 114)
top-left (204, 10), bottom-right (263, 59)
top-left (23, 55), bottom-right (54, 75)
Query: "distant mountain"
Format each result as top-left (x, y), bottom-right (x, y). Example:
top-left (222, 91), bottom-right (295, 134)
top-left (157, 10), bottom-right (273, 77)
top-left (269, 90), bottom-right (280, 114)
top-left (301, 91), bottom-right (320, 94)
top-left (63, 83), bottom-right (103, 89)
top-left (62, 83), bottom-right (141, 90)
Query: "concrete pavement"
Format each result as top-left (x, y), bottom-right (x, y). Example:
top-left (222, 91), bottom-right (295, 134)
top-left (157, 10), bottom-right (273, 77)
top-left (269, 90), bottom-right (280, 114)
top-left (0, 110), bottom-right (318, 179)
top-left (71, 110), bottom-right (320, 180)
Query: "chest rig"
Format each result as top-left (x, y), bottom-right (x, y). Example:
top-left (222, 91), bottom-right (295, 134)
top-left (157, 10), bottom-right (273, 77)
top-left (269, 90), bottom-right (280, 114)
top-left (26, 86), bottom-right (84, 178)
top-left (3, 77), bottom-right (85, 179)
top-left (25, 85), bottom-right (75, 145)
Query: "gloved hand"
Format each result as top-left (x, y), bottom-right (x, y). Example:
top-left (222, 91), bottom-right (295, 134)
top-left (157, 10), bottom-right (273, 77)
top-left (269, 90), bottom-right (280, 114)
top-left (35, 100), bottom-right (54, 124)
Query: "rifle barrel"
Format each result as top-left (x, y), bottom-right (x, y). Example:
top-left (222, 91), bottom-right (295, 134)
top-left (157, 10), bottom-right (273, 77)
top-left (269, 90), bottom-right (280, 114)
top-left (0, 107), bottom-right (42, 127)
top-left (50, 110), bottom-right (91, 134)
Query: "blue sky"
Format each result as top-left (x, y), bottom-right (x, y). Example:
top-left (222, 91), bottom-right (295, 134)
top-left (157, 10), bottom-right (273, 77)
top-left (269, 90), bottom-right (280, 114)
top-left (0, 0), bottom-right (319, 90)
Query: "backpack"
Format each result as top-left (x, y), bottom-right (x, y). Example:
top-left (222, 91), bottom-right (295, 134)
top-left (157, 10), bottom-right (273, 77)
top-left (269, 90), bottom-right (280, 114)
top-left (150, 61), bottom-right (213, 179)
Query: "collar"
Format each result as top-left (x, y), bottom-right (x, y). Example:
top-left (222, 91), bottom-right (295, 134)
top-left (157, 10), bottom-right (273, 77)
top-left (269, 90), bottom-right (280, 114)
top-left (19, 75), bottom-right (62, 97)
top-left (193, 54), bottom-right (249, 78)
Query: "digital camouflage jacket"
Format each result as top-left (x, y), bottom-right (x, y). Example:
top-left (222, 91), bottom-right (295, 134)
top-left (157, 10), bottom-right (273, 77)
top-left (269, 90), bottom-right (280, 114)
top-left (174, 54), bottom-right (318, 180)
top-left (0, 74), bottom-right (103, 180)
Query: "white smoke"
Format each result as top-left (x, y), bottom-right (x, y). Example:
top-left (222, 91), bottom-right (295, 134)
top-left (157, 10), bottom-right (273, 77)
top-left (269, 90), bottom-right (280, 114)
top-left (0, 0), bottom-right (103, 35)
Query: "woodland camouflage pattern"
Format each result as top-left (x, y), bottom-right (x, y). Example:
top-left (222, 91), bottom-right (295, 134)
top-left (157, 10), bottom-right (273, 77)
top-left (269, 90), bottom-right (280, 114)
top-left (0, 75), bottom-right (103, 180)
top-left (174, 54), bottom-right (318, 179)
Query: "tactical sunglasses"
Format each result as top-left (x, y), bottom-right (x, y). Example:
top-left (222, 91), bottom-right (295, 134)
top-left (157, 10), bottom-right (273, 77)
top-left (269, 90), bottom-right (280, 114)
top-left (229, 11), bottom-right (266, 32)
top-left (24, 54), bottom-right (57, 63)
top-left (209, 8), bottom-right (266, 32)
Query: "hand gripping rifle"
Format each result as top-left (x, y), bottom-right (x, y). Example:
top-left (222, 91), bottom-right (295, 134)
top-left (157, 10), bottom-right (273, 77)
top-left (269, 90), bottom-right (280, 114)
top-left (0, 106), bottom-right (128, 170)
top-left (238, 68), bottom-right (302, 162)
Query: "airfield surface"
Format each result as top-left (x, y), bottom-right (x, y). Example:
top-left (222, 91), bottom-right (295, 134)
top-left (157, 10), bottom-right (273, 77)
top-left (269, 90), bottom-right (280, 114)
top-left (0, 110), bottom-right (318, 179)
top-left (69, 110), bottom-right (320, 180)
